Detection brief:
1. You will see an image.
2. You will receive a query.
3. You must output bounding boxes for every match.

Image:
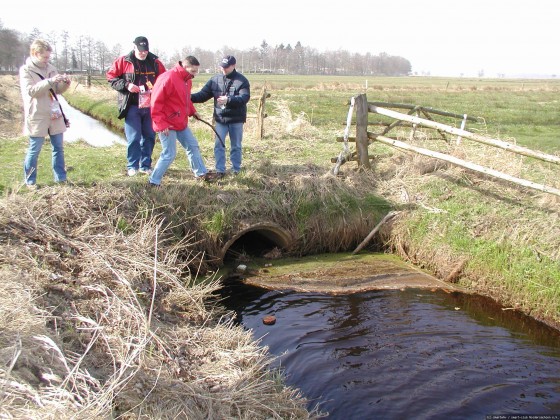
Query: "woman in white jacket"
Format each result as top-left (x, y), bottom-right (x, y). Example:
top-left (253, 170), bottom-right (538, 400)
top-left (19, 39), bottom-right (71, 188)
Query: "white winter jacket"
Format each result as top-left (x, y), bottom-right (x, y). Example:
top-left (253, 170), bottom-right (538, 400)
top-left (19, 57), bottom-right (69, 137)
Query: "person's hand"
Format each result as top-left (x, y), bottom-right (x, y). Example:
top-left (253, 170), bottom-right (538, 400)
top-left (50, 74), bottom-right (69, 84)
top-left (127, 83), bottom-right (140, 93)
top-left (217, 95), bottom-right (228, 106)
top-left (193, 112), bottom-right (200, 120)
top-left (160, 128), bottom-right (169, 136)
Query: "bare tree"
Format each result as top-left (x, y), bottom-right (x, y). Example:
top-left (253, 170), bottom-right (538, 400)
top-left (61, 31), bottom-right (69, 71)
top-left (28, 27), bottom-right (42, 43)
top-left (95, 40), bottom-right (110, 73)
top-left (0, 21), bottom-right (414, 77)
top-left (259, 40), bottom-right (269, 71)
top-left (293, 41), bottom-right (305, 74)
top-left (0, 28), bottom-right (25, 70)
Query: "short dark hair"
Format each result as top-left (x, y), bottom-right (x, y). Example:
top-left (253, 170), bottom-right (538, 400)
top-left (184, 56), bottom-right (200, 66)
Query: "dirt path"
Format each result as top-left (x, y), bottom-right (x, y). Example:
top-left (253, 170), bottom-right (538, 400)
top-left (0, 75), bottom-right (24, 139)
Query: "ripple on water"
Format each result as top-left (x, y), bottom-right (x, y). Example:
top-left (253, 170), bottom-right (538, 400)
top-left (221, 285), bottom-right (560, 419)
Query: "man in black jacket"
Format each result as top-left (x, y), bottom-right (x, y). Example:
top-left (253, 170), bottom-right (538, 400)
top-left (191, 55), bottom-right (250, 177)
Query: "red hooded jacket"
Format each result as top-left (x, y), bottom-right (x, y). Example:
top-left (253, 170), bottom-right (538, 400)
top-left (150, 62), bottom-right (196, 132)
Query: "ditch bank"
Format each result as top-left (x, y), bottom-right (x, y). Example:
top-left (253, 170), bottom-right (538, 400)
top-left (5, 73), bottom-right (558, 331)
top-left (217, 222), bottom-right (461, 293)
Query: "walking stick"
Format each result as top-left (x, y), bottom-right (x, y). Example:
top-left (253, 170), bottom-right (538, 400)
top-left (194, 115), bottom-right (225, 148)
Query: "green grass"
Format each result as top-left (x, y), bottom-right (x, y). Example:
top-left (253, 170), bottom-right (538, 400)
top-left (86, 75), bottom-right (560, 153)
top-left (0, 137), bottom-right (127, 193)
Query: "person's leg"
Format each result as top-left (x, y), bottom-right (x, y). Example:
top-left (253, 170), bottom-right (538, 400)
top-left (123, 105), bottom-right (142, 173)
top-left (149, 130), bottom-right (177, 186)
top-left (139, 107), bottom-right (156, 171)
top-left (228, 123), bottom-right (244, 174)
top-left (23, 136), bottom-right (45, 185)
top-left (177, 127), bottom-right (207, 177)
top-left (49, 132), bottom-right (67, 182)
top-left (214, 122), bottom-right (228, 174)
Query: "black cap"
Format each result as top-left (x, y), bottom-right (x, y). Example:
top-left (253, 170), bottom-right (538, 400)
top-left (220, 55), bottom-right (236, 68)
top-left (133, 36), bottom-right (149, 52)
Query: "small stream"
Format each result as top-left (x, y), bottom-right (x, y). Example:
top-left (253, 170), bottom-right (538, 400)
top-left (220, 281), bottom-right (560, 419)
top-left (60, 96), bottom-right (126, 147)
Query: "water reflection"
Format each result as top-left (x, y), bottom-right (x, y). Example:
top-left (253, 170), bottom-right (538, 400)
top-left (220, 283), bottom-right (560, 419)
top-left (59, 96), bottom-right (126, 147)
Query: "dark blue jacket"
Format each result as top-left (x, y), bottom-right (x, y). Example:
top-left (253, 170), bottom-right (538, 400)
top-left (191, 69), bottom-right (250, 124)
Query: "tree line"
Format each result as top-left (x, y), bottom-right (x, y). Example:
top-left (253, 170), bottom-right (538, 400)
top-left (0, 23), bottom-right (412, 76)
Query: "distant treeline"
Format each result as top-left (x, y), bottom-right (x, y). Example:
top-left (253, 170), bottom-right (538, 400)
top-left (0, 24), bottom-right (412, 76)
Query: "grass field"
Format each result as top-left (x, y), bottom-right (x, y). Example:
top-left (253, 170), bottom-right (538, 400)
top-left (82, 74), bottom-right (560, 151)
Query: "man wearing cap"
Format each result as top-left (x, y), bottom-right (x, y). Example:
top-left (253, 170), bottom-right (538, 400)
top-left (191, 55), bottom-right (250, 177)
top-left (106, 36), bottom-right (166, 176)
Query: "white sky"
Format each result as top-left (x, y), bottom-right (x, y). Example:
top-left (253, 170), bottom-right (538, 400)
top-left (2, 0), bottom-right (559, 77)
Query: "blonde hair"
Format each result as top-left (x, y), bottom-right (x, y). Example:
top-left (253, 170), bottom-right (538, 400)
top-left (30, 39), bottom-right (52, 56)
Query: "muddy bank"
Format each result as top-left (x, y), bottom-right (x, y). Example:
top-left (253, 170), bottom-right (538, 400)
top-left (232, 253), bottom-right (462, 294)
top-left (0, 75), bottom-right (23, 138)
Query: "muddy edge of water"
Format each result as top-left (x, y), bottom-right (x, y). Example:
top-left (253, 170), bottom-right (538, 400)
top-left (228, 253), bottom-right (560, 333)
top-left (237, 253), bottom-right (463, 293)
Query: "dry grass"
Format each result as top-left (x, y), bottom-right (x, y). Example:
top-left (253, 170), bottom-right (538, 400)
top-left (0, 185), bottom-right (316, 419)
top-left (371, 131), bottom-right (560, 326)
top-left (263, 99), bottom-right (320, 141)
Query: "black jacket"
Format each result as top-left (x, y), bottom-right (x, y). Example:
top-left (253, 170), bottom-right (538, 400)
top-left (191, 69), bottom-right (250, 124)
top-left (106, 51), bottom-right (166, 119)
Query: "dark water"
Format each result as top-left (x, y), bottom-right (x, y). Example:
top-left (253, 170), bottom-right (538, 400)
top-left (220, 282), bottom-right (560, 419)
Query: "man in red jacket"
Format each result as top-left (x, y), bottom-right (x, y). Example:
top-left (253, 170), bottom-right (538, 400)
top-left (106, 36), bottom-right (166, 177)
top-left (148, 56), bottom-right (212, 186)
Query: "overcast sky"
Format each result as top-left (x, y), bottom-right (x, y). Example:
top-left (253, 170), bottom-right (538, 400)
top-left (3, 0), bottom-right (559, 77)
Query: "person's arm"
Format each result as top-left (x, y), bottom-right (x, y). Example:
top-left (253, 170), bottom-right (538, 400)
top-left (20, 66), bottom-right (52, 98)
top-left (106, 57), bottom-right (128, 92)
top-left (191, 79), bottom-right (215, 103)
top-left (150, 80), bottom-right (170, 132)
top-left (186, 80), bottom-right (197, 117)
top-left (155, 59), bottom-right (166, 77)
top-left (226, 77), bottom-right (250, 108)
top-left (51, 69), bottom-right (70, 95)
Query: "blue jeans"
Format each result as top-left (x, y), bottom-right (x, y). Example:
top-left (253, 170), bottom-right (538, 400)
top-left (214, 122), bottom-right (244, 173)
top-left (23, 133), bottom-right (66, 185)
top-left (124, 105), bottom-right (156, 170)
top-left (149, 127), bottom-right (207, 185)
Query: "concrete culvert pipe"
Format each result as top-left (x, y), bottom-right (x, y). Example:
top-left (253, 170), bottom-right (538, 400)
top-left (220, 222), bottom-right (292, 264)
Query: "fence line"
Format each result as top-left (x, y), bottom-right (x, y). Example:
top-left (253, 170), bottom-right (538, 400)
top-left (332, 93), bottom-right (560, 197)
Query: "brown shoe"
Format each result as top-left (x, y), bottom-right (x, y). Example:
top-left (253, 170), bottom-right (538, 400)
top-left (205, 171), bottom-right (225, 180)
top-left (195, 173), bottom-right (213, 182)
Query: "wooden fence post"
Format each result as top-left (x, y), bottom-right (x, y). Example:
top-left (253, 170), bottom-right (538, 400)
top-left (256, 87), bottom-right (269, 140)
top-left (355, 93), bottom-right (371, 169)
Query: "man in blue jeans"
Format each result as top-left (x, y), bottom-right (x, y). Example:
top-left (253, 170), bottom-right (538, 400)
top-left (106, 36), bottom-right (166, 176)
top-left (191, 55), bottom-right (250, 177)
top-left (148, 56), bottom-right (212, 186)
